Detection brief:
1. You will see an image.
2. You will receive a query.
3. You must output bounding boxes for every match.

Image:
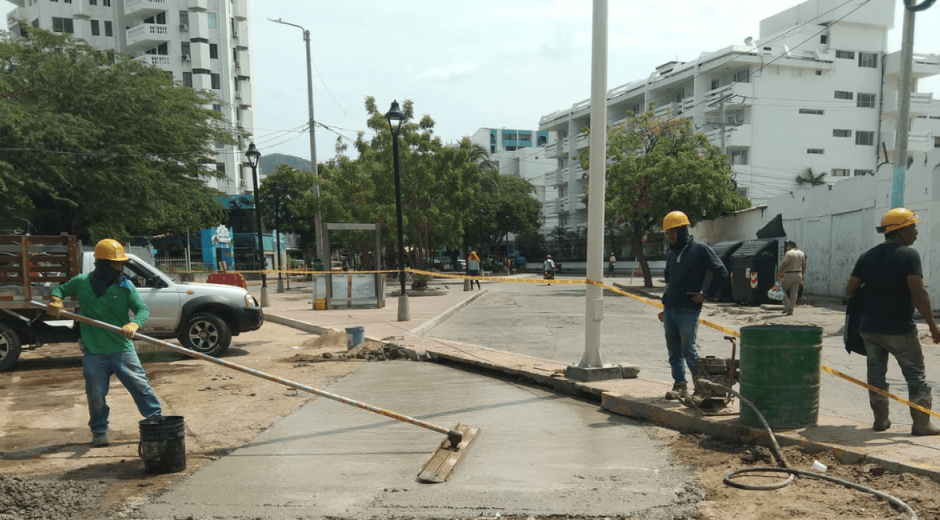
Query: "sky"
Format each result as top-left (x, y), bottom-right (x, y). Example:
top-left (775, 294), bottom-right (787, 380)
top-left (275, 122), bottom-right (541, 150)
top-left (250, 0), bottom-right (940, 163)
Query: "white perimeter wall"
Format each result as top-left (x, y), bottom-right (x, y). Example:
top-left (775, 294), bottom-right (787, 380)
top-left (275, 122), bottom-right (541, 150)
top-left (694, 148), bottom-right (940, 304)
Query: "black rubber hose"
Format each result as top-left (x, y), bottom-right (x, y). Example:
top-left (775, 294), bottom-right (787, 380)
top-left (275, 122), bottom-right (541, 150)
top-left (695, 379), bottom-right (918, 520)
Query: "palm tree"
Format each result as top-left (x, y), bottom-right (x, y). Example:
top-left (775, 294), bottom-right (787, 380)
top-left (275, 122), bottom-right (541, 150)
top-left (468, 144), bottom-right (498, 172)
top-left (796, 167), bottom-right (827, 186)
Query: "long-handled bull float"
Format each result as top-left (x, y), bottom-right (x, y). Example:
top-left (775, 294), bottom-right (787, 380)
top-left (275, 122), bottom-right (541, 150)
top-left (30, 301), bottom-right (478, 483)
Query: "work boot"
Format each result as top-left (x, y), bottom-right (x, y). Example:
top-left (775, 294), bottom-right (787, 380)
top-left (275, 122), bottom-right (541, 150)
top-left (870, 393), bottom-right (891, 432)
top-left (91, 432), bottom-right (110, 447)
top-left (665, 383), bottom-right (688, 400)
top-left (910, 393), bottom-right (940, 436)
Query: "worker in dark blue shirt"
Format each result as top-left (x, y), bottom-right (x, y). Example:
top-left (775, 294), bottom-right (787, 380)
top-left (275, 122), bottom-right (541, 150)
top-left (661, 211), bottom-right (728, 400)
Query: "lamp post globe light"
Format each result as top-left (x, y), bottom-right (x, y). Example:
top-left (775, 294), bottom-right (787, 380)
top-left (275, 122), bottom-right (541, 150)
top-left (246, 142), bottom-right (269, 308)
top-left (271, 183), bottom-right (284, 294)
top-left (384, 100), bottom-right (409, 322)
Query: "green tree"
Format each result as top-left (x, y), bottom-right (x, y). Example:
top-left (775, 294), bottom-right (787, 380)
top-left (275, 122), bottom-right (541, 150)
top-left (0, 25), bottom-right (237, 241)
top-left (315, 97), bottom-right (484, 269)
top-left (796, 167), bottom-right (827, 186)
top-left (258, 164), bottom-right (318, 255)
top-left (582, 107), bottom-right (749, 287)
top-left (474, 173), bottom-right (542, 263)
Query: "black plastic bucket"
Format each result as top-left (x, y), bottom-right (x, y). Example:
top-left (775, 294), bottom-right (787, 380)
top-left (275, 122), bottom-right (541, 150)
top-left (138, 415), bottom-right (186, 474)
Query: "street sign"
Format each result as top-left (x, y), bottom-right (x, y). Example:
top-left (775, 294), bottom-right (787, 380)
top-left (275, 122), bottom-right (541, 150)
top-left (217, 225), bottom-right (231, 244)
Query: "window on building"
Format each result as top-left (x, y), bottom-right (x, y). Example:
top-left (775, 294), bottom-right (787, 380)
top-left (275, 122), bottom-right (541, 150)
top-left (180, 11), bottom-right (188, 24)
top-left (208, 12), bottom-right (217, 28)
top-left (831, 168), bottom-right (849, 177)
top-left (64, 0), bottom-right (72, 4)
top-left (559, 185), bottom-right (567, 198)
top-left (211, 73), bottom-right (221, 89)
top-left (90, 19), bottom-right (100, 36)
top-left (710, 79), bottom-right (719, 90)
top-left (858, 52), bottom-right (877, 68)
top-left (835, 50), bottom-right (855, 59)
top-left (519, 133), bottom-right (531, 142)
top-left (799, 108), bottom-right (824, 115)
top-left (212, 103), bottom-right (222, 112)
top-left (733, 69), bottom-right (749, 83)
top-left (737, 186), bottom-right (749, 198)
top-left (183, 72), bottom-right (192, 87)
top-left (854, 169), bottom-right (874, 176)
top-left (834, 90), bottom-right (853, 100)
top-left (181, 42), bottom-right (190, 55)
top-left (731, 149), bottom-right (749, 165)
top-left (209, 44), bottom-right (218, 59)
top-left (934, 136), bottom-right (940, 148)
top-left (807, 148), bottom-right (825, 154)
top-left (103, 0), bottom-right (110, 6)
top-left (90, 0), bottom-right (97, 4)
top-left (820, 35), bottom-right (828, 44)
top-left (216, 163), bottom-right (225, 175)
top-left (104, 20), bottom-right (112, 36)
top-left (855, 131), bottom-right (874, 146)
top-left (833, 129), bottom-right (851, 138)
top-left (815, 70), bottom-right (822, 76)
top-left (857, 93), bottom-right (876, 108)
top-left (52, 17), bottom-right (74, 34)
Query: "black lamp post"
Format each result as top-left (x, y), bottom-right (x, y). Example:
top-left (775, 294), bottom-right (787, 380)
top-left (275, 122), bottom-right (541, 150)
top-left (478, 207), bottom-right (485, 259)
top-left (271, 183), bottom-right (284, 293)
top-left (246, 142), bottom-right (268, 307)
top-left (384, 100), bottom-right (409, 321)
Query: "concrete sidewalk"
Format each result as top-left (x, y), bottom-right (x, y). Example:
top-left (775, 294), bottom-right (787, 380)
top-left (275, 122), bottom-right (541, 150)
top-left (258, 274), bottom-right (940, 481)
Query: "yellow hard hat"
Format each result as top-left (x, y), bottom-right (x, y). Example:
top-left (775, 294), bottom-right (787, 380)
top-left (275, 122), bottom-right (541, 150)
top-left (662, 211), bottom-right (691, 231)
top-left (877, 208), bottom-right (919, 234)
top-left (94, 239), bottom-right (130, 261)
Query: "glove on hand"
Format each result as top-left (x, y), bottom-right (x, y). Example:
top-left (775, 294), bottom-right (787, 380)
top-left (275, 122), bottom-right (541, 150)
top-left (47, 297), bottom-right (64, 318)
top-left (121, 323), bottom-right (140, 339)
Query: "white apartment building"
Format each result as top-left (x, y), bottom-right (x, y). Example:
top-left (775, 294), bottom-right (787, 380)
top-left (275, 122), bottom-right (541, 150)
top-left (5, 0), bottom-right (256, 196)
top-left (539, 0), bottom-right (940, 232)
top-left (469, 128), bottom-right (558, 229)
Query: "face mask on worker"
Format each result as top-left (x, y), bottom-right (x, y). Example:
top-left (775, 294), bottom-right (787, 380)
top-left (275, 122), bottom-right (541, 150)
top-left (669, 226), bottom-right (690, 252)
top-left (90, 258), bottom-right (124, 298)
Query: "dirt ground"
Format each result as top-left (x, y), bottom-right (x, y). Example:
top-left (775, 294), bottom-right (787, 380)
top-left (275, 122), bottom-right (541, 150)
top-left (4, 298), bottom-right (940, 519)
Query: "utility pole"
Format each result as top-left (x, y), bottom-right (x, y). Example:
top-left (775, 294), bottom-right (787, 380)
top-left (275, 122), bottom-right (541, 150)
top-left (891, 5), bottom-right (916, 208)
top-left (269, 18), bottom-right (326, 263)
top-left (578, 0), bottom-right (608, 370)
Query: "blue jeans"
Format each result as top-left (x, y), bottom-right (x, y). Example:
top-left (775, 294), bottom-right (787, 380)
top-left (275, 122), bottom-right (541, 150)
top-left (82, 349), bottom-right (162, 433)
top-left (861, 331), bottom-right (930, 402)
top-left (663, 307), bottom-right (701, 385)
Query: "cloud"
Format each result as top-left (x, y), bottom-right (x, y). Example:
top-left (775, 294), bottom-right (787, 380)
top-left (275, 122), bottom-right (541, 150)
top-left (416, 62), bottom-right (477, 82)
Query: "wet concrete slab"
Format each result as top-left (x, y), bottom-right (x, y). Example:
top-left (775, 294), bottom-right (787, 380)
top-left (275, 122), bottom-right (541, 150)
top-left (138, 362), bottom-right (698, 520)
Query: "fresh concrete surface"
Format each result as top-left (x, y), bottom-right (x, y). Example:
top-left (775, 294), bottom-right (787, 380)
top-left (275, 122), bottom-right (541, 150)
top-left (137, 362), bottom-right (698, 520)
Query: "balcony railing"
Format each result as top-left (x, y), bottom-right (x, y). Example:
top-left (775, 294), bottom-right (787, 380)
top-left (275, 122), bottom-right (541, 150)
top-left (883, 91), bottom-right (934, 115)
top-left (124, 0), bottom-right (167, 18)
top-left (134, 54), bottom-right (171, 67)
top-left (126, 23), bottom-right (170, 49)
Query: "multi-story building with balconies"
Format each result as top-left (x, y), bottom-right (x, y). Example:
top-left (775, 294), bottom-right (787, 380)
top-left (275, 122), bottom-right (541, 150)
top-left (469, 128), bottom-right (558, 229)
top-left (539, 0), bottom-right (940, 232)
top-left (5, 0), bottom-right (256, 196)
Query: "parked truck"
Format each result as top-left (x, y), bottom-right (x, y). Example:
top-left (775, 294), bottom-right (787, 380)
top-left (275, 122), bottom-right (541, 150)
top-left (0, 235), bottom-right (264, 371)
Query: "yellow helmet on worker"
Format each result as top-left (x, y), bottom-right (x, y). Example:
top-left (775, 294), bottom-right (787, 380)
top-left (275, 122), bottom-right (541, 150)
top-left (93, 239), bottom-right (130, 261)
top-left (877, 208), bottom-right (919, 234)
top-left (662, 211), bottom-right (691, 231)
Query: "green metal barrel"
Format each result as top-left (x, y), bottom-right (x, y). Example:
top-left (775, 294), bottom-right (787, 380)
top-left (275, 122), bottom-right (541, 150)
top-left (739, 325), bottom-right (822, 429)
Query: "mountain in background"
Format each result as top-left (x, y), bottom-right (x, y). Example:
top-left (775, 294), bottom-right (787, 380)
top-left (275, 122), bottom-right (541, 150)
top-left (260, 153), bottom-right (312, 176)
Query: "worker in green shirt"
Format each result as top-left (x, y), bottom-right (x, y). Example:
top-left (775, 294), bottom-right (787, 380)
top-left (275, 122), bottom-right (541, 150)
top-left (49, 239), bottom-right (162, 447)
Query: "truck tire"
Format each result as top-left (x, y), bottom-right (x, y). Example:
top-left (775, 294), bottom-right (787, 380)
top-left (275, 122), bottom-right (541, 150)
top-left (0, 323), bottom-right (22, 371)
top-left (178, 312), bottom-right (231, 357)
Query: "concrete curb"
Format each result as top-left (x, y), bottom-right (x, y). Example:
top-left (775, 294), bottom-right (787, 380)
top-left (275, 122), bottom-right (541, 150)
top-left (409, 289), bottom-right (487, 337)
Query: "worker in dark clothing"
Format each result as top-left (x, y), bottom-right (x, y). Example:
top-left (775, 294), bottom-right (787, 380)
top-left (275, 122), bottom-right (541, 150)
top-left (846, 208), bottom-right (940, 435)
top-left (661, 211), bottom-right (728, 400)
